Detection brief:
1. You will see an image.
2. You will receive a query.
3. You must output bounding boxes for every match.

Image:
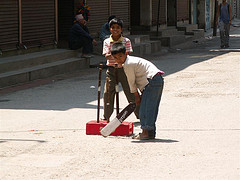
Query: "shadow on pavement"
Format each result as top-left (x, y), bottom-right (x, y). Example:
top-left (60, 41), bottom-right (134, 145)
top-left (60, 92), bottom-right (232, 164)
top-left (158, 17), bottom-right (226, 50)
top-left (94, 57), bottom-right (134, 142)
top-left (131, 138), bottom-right (179, 143)
top-left (0, 139), bottom-right (47, 143)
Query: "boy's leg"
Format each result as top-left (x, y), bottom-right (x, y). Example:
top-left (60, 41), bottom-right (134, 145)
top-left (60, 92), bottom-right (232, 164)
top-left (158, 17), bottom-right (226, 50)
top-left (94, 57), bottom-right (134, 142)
top-left (118, 68), bottom-right (140, 119)
top-left (139, 75), bottom-right (164, 138)
top-left (224, 23), bottom-right (230, 47)
top-left (219, 21), bottom-right (225, 48)
top-left (220, 30), bottom-right (225, 48)
top-left (103, 67), bottom-right (116, 120)
top-left (69, 38), bottom-right (83, 50)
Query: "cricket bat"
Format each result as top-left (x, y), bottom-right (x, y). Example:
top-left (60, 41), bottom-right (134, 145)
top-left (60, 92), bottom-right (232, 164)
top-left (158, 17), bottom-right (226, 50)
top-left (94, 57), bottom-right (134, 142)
top-left (100, 102), bottom-right (136, 137)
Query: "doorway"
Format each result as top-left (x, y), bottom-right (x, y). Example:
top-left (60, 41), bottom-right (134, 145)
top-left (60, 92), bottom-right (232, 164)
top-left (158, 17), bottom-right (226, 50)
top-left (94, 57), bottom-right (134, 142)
top-left (130, 0), bottom-right (140, 26)
top-left (167, 0), bottom-right (177, 26)
top-left (58, 0), bottom-right (75, 48)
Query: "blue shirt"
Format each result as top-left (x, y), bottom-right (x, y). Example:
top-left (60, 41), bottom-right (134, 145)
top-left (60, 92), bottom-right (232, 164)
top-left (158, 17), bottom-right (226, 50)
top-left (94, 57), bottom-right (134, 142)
top-left (99, 23), bottom-right (111, 42)
top-left (220, 3), bottom-right (230, 24)
top-left (69, 22), bottom-right (93, 41)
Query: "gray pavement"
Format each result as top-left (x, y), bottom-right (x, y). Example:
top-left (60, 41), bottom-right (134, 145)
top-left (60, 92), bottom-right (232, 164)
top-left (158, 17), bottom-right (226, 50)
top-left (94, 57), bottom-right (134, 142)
top-left (0, 26), bottom-right (240, 179)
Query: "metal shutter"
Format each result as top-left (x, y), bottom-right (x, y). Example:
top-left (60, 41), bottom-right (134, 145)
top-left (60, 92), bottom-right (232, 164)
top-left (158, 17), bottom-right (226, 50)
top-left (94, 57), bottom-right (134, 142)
top-left (177, 0), bottom-right (189, 22)
top-left (86, 0), bottom-right (109, 36)
top-left (111, 0), bottom-right (130, 31)
top-left (21, 0), bottom-right (55, 48)
top-left (0, 0), bottom-right (19, 52)
top-left (152, 0), bottom-right (166, 25)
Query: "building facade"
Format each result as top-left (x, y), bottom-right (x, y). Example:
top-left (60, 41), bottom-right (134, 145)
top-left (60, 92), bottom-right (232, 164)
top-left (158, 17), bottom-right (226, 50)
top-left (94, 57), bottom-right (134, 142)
top-left (0, 0), bottom-right (56, 53)
top-left (2, 0), bottom-right (234, 55)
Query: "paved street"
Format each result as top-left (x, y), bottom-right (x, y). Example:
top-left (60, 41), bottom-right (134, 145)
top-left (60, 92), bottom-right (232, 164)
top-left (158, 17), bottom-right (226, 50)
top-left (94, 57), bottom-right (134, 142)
top-left (0, 27), bottom-right (240, 179)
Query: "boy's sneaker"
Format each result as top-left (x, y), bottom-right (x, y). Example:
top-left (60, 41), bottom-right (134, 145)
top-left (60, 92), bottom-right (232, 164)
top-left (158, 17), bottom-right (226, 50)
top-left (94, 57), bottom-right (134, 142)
top-left (148, 130), bottom-right (155, 139)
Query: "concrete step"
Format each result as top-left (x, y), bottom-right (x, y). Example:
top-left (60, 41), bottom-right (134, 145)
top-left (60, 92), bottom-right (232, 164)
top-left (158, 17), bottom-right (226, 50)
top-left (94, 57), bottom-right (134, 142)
top-left (184, 29), bottom-right (205, 39)
top-left (131, 26), bottom-right (204, 49)
top-left (89, 55), bottom-right (106, 68)
top-left (152, 28), bottom-right (180, 37)
top-left (155, 35), bottom-right (187, 47)
top-left (127, 35), bottom-right (150, 44)
top-left (177, 24), bottom-right (198, 33)
top-left (185, 31), bottom-right (195, 35)
top-left (0, 49), bottom-right (77, 74)
top-left (132, 27), bottom-right (179, 37)
top-left (131, 42), bottom-right (152, 56)
top-left (0, 57), bottom-right (89, 88)
top-left (131, 40), bottom-right (162, 56)
top-left (192, 29), bottom-right (205, 39)
top-left (130, 26), bottom-right (151, 32)
top-left (150, 40), bottom-right (162, 53)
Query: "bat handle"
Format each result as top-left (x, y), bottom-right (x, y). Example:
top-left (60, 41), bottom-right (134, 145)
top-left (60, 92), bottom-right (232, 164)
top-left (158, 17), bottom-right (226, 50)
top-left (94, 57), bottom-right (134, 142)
top-left (97, 64), bottom-right (103, 123)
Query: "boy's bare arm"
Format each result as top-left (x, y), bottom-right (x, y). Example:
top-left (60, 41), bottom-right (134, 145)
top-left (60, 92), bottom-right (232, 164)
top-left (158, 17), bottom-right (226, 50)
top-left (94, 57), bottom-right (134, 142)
top-left (229, 5), bottom-right (232, 24)
top-left (134, 92), bottom-right (141, 105)
top-left (105, 53), bottom-right (112, 59)
top-left (93, 39), bottom-right (97, 46)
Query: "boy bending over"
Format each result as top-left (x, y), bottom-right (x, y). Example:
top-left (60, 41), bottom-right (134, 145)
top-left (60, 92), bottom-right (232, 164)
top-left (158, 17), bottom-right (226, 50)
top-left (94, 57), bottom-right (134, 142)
top-left (111, 42), bottom-right (164, 140)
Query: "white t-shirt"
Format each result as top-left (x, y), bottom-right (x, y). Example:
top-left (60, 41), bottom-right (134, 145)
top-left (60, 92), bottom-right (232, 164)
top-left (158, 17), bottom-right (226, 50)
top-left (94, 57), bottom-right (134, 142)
top-left (123, 55), bottom-right (164, 93)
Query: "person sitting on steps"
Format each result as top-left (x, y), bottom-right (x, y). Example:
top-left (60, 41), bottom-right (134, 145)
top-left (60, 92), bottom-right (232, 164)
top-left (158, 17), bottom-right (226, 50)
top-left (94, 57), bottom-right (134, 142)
top-left (69, 14), bottom-right (97, 58)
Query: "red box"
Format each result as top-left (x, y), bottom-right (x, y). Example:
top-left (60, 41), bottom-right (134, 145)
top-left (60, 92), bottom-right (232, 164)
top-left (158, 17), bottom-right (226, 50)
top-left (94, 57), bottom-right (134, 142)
top-left (86, 120), bottom-right (133, 136)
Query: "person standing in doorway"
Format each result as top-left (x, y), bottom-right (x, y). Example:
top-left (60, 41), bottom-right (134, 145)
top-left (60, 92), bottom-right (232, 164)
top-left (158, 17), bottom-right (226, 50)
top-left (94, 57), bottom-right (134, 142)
top-left (216, 0), bottom-right (232, 48)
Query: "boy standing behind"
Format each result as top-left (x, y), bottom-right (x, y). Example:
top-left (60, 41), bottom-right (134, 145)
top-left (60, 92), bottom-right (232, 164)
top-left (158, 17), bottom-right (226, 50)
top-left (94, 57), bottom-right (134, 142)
top-left (111, 42), bottom-right (164, 140)
top-left (102, 18), bottom-right (139, 120)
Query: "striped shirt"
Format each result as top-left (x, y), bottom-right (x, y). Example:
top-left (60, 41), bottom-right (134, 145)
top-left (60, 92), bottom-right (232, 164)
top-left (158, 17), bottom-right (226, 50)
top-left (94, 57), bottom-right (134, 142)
top-left (102, 35), bottom-right (133, 66)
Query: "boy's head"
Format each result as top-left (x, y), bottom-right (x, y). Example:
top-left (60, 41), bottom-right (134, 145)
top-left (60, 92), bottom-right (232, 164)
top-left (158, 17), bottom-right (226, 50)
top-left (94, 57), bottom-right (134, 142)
top-left (109, 18), bottom-right (123, 37)
top-left (109, 18), bottom-right (123, 28)
top-left (108, 15), bottom-right (116, 23)
top-left (111, 42), bottom-right (127, 65)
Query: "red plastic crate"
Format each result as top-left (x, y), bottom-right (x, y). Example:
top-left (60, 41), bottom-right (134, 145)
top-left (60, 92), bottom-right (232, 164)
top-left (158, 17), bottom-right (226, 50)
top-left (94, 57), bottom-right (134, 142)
top-left (86, 120), bottom-right (133, 136)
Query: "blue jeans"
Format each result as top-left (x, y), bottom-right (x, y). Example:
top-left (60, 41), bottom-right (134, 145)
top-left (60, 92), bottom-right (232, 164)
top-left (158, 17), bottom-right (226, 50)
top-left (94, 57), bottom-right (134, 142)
top-left (139, 75), bottom-right (164, 136)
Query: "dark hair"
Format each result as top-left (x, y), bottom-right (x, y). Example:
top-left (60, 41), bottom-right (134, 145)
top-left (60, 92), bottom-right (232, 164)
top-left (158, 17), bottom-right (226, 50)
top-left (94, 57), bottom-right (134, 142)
top-left (108, 15), bottom-right (116, 23)
top-left (109, 18), bottom-right (123, 28)
top-left (111, 42), bottom-right (126, 55)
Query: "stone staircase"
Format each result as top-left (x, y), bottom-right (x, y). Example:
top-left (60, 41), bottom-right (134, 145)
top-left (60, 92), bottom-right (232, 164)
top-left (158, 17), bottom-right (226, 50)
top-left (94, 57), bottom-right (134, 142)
top-left (131, 24), bottom-right (204, 48)
top-left (128, 35), bottom-right (162, 56)
top-left (0, 49), bottom-right (89, 88)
